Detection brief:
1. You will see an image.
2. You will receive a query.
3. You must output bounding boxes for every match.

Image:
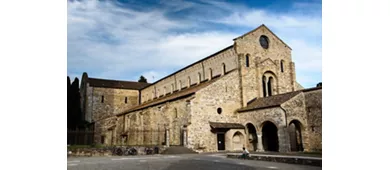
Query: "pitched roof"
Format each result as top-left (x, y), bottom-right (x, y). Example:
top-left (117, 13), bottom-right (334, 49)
top-left (87, 77), bottom-right (150, 90)
top-left (237, 90), bottom-right (302, 112)
top-left (233, 24), bottom-right (292, 50)
top-left (209, 122), bottom-right (245, 129)
top-left (116, 70), bottom-right (234, 116)
top-left (237, 86), bottom-right (322, 112)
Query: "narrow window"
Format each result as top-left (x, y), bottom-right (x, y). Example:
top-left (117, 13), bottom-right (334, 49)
top-left (267, 77), bottom-right (273, 96)
top-left (198, 72), bottom-right (201, 84)
top-left (101, 136), bottom-right (105, 144)
top-left (262, 76), bottom-right (267, 97)
top-left (222, 63), bottom-right (226, 74)
top-left (125, 97), bottom-right (128, 104)
top-left (188, 76), bottom-right (191, 87)
top-left (209, 68), bottom-right (213, 80)
top-left (101, 96), bottom-right (104, 103)
top-left (174, 108), bottom-right (178, 118)
top-left (171, 84), bottom-right (174, 93)
top-left (281, 60), bottom-right (284, 72)
top-left (246, 54), bottom-right (250, 67)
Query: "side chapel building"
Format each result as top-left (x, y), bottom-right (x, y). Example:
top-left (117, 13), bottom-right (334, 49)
top-left (80, 24), bottom-right (322, 153)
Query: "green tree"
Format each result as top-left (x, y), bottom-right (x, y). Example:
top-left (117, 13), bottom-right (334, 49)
top-left (138, 75), bottom-right (148, 83)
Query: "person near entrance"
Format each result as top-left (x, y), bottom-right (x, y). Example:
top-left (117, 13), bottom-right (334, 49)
top-left (240, 147), bottom-right (250, 159)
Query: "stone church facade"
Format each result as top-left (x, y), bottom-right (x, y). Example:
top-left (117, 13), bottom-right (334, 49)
top-left (80, 24), bottom-right (322, 153)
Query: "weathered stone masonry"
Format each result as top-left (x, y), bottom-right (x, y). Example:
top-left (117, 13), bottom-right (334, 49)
top-left (80, 24), bottom-right (322, 153)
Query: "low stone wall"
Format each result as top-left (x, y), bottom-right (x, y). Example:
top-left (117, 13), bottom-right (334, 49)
top-left (227, 153), bottom-right (322, 167)
top-left (68, 146), bottom-right (167, 157)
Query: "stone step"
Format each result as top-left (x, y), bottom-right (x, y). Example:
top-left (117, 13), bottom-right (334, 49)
top-left (227, 153), bottom-right (322, 167)
top-left (160, 146), bottom-right (198, 155)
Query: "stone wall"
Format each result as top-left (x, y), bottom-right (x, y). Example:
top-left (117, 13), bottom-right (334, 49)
top-left (303, 89), bottom-right (322, 151)
top-left (234, 25), bottom-right (296, 107)
top-left (111, 95), bottom-right (194, 147)
top-left (188, 70), bottom-right (243, 152)
top-left (140, 47), bottom-right (238, 104)
top-left (84, 87), bottom-right (140, 144)
top-left (281, 93), bottom-right (310, 151)
top-left (238, 107), bottom-right (289, 152)
top-left (225, 129), bottom-right (246, 151)
top-left (90, 87), bottom-right (139, 121)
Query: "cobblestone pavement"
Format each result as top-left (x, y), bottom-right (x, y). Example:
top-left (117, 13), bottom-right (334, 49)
top-left (67, 153), bottom-right (322, 170)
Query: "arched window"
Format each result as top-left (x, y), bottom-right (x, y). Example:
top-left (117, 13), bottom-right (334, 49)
top-left (262, 76), bottom-right (267, 97)
top-left (246, 54), bottom-right (250, 67)
top-left (280, 60), bottom-right (284, 72)
top-left (222, 63), bottom-right (226, 75)
top-left (209, 68), bottom-right (213, 80)
top-left (188, 76), bottom-right (191, 87)
top-left (198, 72), bottom-right (201, 84)
top-left (267, 77), bottom-right (273, 96)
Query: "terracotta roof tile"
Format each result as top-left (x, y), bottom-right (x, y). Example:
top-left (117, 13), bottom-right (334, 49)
top-left (116, 70), bottom-right (234, 116)
top-left (209, 122), bottom-right (245, 129)
top-left (237, 91), bottom-right (301, 112)
top-left (88, 77), bottom-right (150, 90)
top-left (237, 86), bottom-right (322, 112)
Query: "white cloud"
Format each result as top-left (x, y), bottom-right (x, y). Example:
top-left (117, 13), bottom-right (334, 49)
top-left (68, 0), bottom-right (322, 87)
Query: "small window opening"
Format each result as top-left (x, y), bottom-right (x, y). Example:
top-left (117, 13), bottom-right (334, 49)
top-left (222, 63), bottom-right (226, 74)
top-left (217, 107), bottom-right (222, 114)
top-left (267, 77), bottom-right (273, 96)
top-left (262, 76), bottom-right (267, 97)
top-left (101, 96), bottom-right (104, 103)
top-left (281, 60), bottom-right (284, 72)
top-left (245, 54), bottom-right (250, 67)
top-left (125, 97), bottom-right (128, 104)
top-left (209, 68), bottom-right (213, 80)
top-left (101, 136), bottom-right (105, 144)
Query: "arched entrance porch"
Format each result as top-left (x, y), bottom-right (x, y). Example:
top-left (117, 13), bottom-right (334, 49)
top-left (288, 120), bottom-right (304, 152)
top-left (261, 121), bottom-right (279, 152)
top-left (246, 123), bottom-right (258, 151)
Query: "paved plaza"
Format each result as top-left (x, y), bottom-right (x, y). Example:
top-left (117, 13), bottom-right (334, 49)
top-left (67, 153), bottom-right (322, 170)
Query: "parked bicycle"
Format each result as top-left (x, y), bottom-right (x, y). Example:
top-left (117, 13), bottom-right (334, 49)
top-left (124, 147), bottom-right (138, 156)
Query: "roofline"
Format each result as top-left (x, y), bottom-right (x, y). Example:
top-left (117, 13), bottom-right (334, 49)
top-left (116, 69), bottom-right (237, 116)
top-left (237, 105), bottom-right (280, 113)
top-left (116, 92), bottom-right (195, 116)
top-left (237, 86), bottom-right (322, 113)
top-left (302, 86), bottom-right (322, 92)
top-left (140, 45), bottom-right (234, 89)
top-left (87, 77), bottom-right (151, 85)
top-left (233, 24), bottom-right (292, 50)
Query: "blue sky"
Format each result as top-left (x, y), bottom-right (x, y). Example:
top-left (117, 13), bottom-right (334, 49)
top-left (67, 0), bottom-right (322, 88)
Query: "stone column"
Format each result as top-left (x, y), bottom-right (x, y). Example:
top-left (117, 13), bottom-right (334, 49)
top-left (182, 127), bottom-right (188, 146)
top-left (264, 76), bottom-right (268, 97)
top-left (256, 133), bottom-right (264, 152)
top-left (277, 127), bottom-right (291, 152)
top-left (165, 127), bottom-right (170, 147)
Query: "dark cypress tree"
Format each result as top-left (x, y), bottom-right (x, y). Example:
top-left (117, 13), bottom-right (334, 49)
top-left (67, 76), bottom-right (72, 129)
top-left (138, 75), bottom-right (148, 83)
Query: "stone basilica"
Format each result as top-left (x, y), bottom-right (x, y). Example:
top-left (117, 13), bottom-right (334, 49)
top-left (80, 24), bottom-right (322, 153)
